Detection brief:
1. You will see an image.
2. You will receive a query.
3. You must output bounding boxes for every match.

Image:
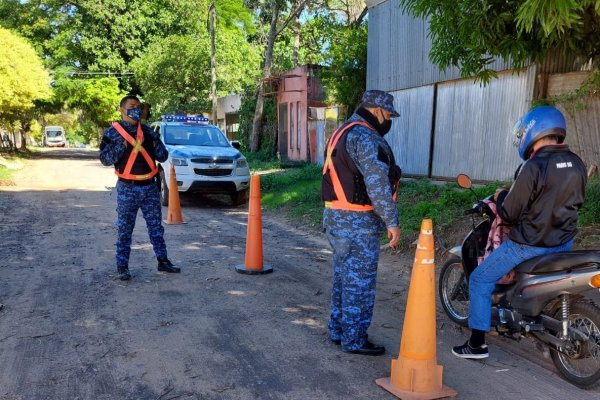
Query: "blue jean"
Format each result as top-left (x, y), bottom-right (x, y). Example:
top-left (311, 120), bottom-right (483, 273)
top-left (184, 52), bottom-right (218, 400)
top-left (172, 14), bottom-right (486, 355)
top-left (468, 238), bottom-right (573, 331)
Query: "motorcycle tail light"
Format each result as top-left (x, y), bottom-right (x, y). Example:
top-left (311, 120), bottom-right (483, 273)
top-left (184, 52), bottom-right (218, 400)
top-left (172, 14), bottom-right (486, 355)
top-left (591, 274), bottom-right (600, 288)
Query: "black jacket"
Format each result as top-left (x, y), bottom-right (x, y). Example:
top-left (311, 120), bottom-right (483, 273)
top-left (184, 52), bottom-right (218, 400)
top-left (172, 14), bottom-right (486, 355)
top-left (496, 145), bottom-right (587, 247)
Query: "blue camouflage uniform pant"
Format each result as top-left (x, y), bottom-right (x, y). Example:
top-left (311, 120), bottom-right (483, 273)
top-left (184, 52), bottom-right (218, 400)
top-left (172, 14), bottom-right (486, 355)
top-left (115, 180), bottom-right (167, 269)
top-left (324, 210), bottom-right (383, 351)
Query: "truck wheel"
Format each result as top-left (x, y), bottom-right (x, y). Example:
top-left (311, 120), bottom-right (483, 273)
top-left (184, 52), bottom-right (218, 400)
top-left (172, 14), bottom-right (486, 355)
top-left (230, 188), bottom-right (248, 206)
top-left (159, 170), bottom-right (169, 207)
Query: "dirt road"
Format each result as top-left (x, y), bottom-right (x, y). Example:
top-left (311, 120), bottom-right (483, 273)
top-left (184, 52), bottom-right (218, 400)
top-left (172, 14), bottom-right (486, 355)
top-left (0, 148), bottom-right (598, 399)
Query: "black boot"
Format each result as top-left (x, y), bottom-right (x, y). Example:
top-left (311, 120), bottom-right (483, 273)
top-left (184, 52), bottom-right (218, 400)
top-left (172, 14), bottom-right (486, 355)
top-left (157, 258), bottom-right (181, 273)
top-left (117, 266), bottom-right (131, 281)
top-left (343, 340), bottom-right (385, 356)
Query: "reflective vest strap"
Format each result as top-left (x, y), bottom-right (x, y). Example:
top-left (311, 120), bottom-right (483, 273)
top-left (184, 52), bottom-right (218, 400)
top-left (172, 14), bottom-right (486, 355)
top-left (112, 122), bottom-right (158, 180)
top-left (323, 121), bottom-right (374, 212)
top-left (322, 121), bottom-right (371, 174)
top-left (325, 200), bottom-right (375, 211)
top-left (112, 122), bottom-right (138, 147)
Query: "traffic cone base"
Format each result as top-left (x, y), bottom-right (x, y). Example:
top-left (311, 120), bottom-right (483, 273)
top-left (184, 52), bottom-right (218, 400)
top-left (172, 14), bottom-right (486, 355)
top-left (235, 264), bottom-right (273, 275)
top-left (164, 165), bottom-right (185, 224)
top-left (375, 377), bottom-right (457, 400)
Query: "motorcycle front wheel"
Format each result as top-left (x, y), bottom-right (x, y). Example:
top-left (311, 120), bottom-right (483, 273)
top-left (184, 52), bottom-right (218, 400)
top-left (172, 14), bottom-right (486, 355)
top-left (550, 301), bottom-right (600, 389)
top-left (439, 256), bottom-right (469, 327)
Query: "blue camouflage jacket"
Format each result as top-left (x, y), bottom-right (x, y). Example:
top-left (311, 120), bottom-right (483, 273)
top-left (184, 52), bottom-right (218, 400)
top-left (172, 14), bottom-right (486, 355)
top-left (323, 113), bottom-right (400, 233)
top-left (99, 120), bottom-right (169, 167)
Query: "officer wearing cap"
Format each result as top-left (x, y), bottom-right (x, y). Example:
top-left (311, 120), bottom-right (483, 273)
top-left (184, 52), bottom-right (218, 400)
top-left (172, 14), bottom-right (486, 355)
top-left (322, 89), bottom-right (402, 356)
top-left (100, 95), bottom-right (181, 281)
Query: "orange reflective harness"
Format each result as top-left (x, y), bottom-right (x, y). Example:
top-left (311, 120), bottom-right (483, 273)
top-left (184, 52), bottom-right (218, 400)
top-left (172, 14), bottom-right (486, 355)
top-left (323, 121), bottom-right (375, 211)
top-left (112, 122), bottom-right (158, 181)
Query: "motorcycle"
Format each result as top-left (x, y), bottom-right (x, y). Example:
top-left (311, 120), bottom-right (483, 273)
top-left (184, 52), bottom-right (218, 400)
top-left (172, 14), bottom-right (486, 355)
top-left (439, 174), bottom-right (600, 389)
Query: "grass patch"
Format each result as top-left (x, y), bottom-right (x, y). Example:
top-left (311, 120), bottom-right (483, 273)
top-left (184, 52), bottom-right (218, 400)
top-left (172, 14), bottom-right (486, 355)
top-left (397, 178), bottom-right (503, 246)
top-left (243, 150), bottom-right (281, 172)
top-left (256, 164), bottom-right (600, 248)
top-left (580, 176), bottom-right (600, 226)
top-left (0, 165), bottom-right (14, 183)
top-left (0, 148), bottom-right (34, 185)
top-left (260, 164), bottom-right (323, 227)
top-left (257, 164), bottom-right (504, 245)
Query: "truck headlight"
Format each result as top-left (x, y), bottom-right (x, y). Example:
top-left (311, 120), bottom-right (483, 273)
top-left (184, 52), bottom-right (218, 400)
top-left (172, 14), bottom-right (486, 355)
top-left (171, 157), bottom-right (188, 166)
top-left (236, 159), bottom-right (248, 168)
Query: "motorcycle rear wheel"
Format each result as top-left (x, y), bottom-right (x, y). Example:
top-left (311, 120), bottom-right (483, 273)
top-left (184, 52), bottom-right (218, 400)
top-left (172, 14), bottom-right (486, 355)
top-left (550, 301), bottom-right (600, 389)
top-left (439, 256), bottom-right (469, 327)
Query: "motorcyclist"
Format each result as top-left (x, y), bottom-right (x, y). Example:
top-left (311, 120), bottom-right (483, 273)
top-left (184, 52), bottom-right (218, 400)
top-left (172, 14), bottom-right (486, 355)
top-left (452, 105), bottom-right (587, 359)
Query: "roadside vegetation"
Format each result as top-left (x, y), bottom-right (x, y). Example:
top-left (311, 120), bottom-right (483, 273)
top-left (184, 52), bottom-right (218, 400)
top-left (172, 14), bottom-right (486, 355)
top-left (256, 163), bottom-right (502, 248)
top-left (0, 149), bottom-right (36, 185)
top-left (256, 163), bottom-right (600, 250)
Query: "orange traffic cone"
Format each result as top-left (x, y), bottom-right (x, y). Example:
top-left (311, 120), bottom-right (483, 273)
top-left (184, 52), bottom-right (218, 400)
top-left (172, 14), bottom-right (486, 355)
top-left (163, 164), bottom-right (185, 225)
top-left (376, 219), bottom-right (457, 400)
top-left (235, 175), bottom-right (273, 275)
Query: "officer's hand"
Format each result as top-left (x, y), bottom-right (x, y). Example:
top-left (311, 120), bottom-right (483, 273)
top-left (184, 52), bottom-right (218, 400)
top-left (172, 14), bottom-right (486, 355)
top-left (147, 128), bottom-right (160, 142)
top-left (387, 227), bottom-right (401, 249)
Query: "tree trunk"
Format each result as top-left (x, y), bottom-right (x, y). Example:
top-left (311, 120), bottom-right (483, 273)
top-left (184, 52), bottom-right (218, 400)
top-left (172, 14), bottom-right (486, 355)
top-left (209, 2), bottom-right (218, 125)
top-left (20, 132), bottom-right (27, 150)
top-left (292, 20), bottom-right (300, 66)
top-left (250, 1), bottom-right (280, 152)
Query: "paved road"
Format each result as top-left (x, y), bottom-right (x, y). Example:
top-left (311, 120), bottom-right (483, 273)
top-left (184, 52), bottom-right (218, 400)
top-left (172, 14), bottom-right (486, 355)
top-left (0, 148), bottom-right (598, 399)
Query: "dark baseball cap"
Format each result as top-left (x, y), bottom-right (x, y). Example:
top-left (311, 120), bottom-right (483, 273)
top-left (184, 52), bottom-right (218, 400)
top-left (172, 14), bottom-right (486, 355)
top-left (359, 90), bottom-right (399, 117)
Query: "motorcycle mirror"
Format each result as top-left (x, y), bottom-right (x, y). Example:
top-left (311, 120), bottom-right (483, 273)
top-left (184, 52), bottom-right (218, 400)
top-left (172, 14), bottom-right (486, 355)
top-left (456, 174), bottom-right (472, 189)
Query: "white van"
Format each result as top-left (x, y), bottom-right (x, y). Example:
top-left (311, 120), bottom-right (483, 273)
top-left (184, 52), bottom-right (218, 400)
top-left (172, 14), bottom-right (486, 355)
top-left (43, 126), bottom-right (67, 147)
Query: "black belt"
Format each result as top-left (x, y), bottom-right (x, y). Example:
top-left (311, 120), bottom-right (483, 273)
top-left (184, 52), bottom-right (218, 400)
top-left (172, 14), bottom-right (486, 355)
top-left (118, 177), bottom-right (156, 186)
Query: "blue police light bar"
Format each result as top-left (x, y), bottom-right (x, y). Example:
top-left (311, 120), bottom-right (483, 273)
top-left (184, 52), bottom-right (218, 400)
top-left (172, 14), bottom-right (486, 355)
top-left (162, 115), bottom-right (209, 123)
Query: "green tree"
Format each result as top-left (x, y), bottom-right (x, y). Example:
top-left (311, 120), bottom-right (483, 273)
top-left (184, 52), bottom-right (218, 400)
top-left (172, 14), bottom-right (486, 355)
top-left (51, 69), bottom-right (126, 143)
top-left (0, 27), bottom-right (52, 145)
top-left (0, 0), bottom-right (209, 72)
top-left (310, 14), bottom-right (367, 116)
top-left (132, 34), bottom-right (212, 115)
top-left (401, 0), bottom-right (600, 83)
top-left (131, 0), bottom-right (261, 116)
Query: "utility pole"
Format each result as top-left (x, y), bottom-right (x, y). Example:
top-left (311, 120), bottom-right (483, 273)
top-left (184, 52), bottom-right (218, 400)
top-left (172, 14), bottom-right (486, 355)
top-left (209, 2), bottom-right (217, 125)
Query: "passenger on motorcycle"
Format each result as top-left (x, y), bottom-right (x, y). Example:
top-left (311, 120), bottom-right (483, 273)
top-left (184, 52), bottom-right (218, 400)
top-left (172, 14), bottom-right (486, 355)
top-left (452, 106), bottom-right (587, 359)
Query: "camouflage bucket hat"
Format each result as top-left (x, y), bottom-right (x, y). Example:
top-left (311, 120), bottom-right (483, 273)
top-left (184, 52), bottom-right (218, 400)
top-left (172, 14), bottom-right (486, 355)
top-left (359, 90), bottom-right (399, 118)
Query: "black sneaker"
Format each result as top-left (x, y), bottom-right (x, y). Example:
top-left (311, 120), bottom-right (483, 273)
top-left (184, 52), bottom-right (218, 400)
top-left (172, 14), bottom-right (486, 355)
top-left (157, 258), bottom-right (181, 273)
top-left (117, 267), bottom-right (131, 281)
top-left (452, 341), bottom-right (489, 359)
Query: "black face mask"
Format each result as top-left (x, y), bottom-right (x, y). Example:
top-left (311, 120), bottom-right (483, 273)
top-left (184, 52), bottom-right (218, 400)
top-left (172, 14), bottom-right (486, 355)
top-left (378, 119), bottom-right (392, 135)
top-left (356, 107), bottom-right (392, 136)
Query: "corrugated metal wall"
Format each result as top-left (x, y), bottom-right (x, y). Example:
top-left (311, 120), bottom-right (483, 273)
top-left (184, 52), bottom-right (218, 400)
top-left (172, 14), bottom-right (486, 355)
top-left (367, 0), bottom-right (597, 181)
top-left (548, 72), bottom-right (600, 170)
top-left (431, 71), bottom-right (532, 181)
top-left (385, 86), bottom-right (435, 176)
top-left (367, 1), bottom-right (513, 92)
top-left (565, 101), bottom-right (600, 170)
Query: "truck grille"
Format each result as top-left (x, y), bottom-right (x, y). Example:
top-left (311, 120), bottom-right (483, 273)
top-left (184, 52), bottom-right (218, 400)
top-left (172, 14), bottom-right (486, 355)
top-left (190, 157), bottom-right (234, 164)
top-left (194, 168), bottom-right (233, 176)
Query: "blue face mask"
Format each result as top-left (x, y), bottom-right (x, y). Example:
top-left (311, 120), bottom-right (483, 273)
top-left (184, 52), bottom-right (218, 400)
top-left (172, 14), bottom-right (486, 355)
top-left (126, 108), bottom-right (142, 122)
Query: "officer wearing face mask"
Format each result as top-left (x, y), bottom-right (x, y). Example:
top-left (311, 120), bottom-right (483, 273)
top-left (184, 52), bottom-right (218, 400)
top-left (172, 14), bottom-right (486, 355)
top-left (322, 89), bottom-right (402, 356)
top-left (100, 95), bottom-right (181, 281)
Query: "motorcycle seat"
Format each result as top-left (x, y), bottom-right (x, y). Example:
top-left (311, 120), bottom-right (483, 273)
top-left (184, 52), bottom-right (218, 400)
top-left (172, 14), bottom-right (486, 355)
top-left (515, 250), bottom-right (600, 275)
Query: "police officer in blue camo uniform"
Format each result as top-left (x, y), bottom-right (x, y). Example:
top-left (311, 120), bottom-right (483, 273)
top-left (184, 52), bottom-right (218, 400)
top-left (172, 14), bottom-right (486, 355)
top-left (322, 89), bottom-right (402, 356)
top-left (100, 95), bottom-right (181, 281)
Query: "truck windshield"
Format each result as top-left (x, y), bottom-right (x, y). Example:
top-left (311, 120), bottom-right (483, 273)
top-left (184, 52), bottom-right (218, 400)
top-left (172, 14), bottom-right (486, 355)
top-left (46, 131), bottom-right (64, 138)
top-left (164, 126), bottom-right (230, 147)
